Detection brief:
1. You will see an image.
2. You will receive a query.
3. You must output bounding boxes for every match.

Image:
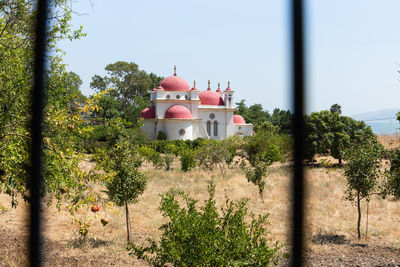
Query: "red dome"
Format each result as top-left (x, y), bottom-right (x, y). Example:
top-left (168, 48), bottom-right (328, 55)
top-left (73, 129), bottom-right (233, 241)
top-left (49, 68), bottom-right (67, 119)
top-left (160, 75), bottom-right (190, 91)
top-left (233, 114), bottom-right (246, 124)
top-left (199, 90), bottom-right (225, 106)
top-left (140, 106), bottom-right (156, 119)
top-left (165, 105), bottom-right (192, 119)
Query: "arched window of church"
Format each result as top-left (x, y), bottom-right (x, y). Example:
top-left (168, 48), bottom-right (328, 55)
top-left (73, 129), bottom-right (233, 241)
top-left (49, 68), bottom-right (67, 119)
top-left (206, 121), bottom-right (211, 136)
top-left (213, 121), bottom-right (218, 136)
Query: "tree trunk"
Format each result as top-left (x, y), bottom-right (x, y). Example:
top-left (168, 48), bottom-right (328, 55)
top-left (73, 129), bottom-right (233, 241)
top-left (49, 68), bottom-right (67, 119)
top-left (125, 200), bottom-right (133, 243)
top-left (338, 157), bottom-right (342, 165)
top-left (218, 163), bottom-right (226, 179)
top-left (259, 189), bottom-right (264, 203)
top-left (357, 192), bottom-right (361, 240)
top-left (366, 200), bottom-right (369, 239)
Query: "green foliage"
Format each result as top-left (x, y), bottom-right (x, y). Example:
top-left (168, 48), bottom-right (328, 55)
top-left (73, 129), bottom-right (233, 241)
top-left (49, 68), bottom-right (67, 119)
top-left (103, 140), bottom-right (147, 242)
top-left (180, 149), bottom-right (196, 172)
top-left (129, 181), bottom-right (282, 266)
top-left (157, 131), bottom-right (167, 141)
top-left (384, 149), bottom-right (400, 199)
top-left (241, 161), bottom-right (269, 202)
top-left (163, 154), bottom-right (174, 171)
top-left (304, 109), bottom-right (380, 164)
top-left (343, 142), bottom-right (382, 239)
top-left (0, 0), bottom-right (98, 208)
top-left (197, 140), bottom-right (230, 178)
top-left (242, 129), bottom-right (290, 167)
top-left (221, 136), bottom-right (243, 166)
top-left (236, 100), bottom-right (292, 133)
top-left (344, 143), bottom-right (381, 202)
top-left (90, 61), bottom-right (163, 124)
top-left (105, 141), bottom-right (146, 207)
top-left (330, 103), bottom-right (342, 114)
top-left (241, 129), bottom-right (290, 201)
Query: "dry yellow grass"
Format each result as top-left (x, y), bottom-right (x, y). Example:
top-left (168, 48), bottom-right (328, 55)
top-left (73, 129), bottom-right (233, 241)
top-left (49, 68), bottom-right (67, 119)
top-left (1, 150), bottom-right (400, 265)
top-left (378, 134), bottom-right (400, 150)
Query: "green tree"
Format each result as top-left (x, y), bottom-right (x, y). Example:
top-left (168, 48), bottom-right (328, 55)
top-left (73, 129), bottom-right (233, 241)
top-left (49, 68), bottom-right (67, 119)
top-left (196, 140), bottom-right (230, 178)
top-left (90, 61), bottom-right (163, 124)
top-left (330, 103), bottom-right (342, 114)
top-left (0, 0), bottom-right (101, 208)
top-left (343, 142), bottom-right (381, 239)
top-left (104, 140), bottom-right (147, 243)
top-left (304, 109), bottom-right (380, 164)
top-left (241, 128), bottom-right (290, 201)
top-left (130, 181), bottom-right (282, 266)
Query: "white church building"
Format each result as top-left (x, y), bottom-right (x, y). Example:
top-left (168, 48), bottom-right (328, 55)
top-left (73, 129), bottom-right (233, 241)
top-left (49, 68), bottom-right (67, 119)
top-left (140, 68), bottom-right (253, 141)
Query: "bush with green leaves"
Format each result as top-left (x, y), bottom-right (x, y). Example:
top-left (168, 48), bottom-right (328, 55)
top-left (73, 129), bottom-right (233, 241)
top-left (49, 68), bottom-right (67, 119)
top-left (104, 140), bottom-right (147, 242)
top-left (343, 142), bottom-right (382, 239)
top-left (129, 181), bottom-right (282, 266)
top-left (180, 148), bottom-right (196, 172)
top-left (384, 149), bottom-right (400, 200)
top-left (221, 136), bottom-right (244, 166)
top-left (156, 131), bottom-right (167, 141)
top-left (196, 140), bottom-right (230, 178)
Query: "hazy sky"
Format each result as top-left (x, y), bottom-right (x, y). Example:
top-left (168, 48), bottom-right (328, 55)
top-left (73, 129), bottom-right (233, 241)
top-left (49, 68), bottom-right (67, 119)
top-left (59, 0), bottom-right (400, 116)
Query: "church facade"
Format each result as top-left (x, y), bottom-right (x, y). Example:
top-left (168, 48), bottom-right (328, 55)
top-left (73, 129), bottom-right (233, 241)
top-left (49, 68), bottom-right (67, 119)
top-left (140, 68), bottom-right (253, 141)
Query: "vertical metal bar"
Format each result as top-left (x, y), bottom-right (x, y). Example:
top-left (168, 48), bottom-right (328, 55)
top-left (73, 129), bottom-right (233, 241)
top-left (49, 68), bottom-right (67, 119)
top-left (30, 0), bottom-right (48, 266)
top-left (290, 0), bottom-right (305, 266)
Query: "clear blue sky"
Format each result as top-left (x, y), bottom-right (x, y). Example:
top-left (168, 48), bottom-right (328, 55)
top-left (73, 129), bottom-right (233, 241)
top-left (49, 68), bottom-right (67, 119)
top-left (59, 0), bottom-right (400, 116)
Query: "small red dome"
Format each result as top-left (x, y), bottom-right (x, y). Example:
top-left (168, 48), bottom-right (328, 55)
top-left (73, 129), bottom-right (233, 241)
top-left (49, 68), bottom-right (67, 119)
top-left (152, 87), bottom-right (156, 92)
top-left (233, 114), bottom-right (246, 124)
top-left (199, 90), bottom-right (225, 106)
top-left (140, 106), bottom-right (156, 119)
top-left (165, 105), bottom-right (192, 119)
top-left (160, 75), bottom-right (190, 91)
top-left (157, 85), bottom-right (164, 90)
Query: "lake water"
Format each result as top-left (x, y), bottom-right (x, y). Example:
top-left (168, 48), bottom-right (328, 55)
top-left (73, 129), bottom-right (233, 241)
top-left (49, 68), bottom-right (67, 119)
top-left (365, 119), bottom-right (400, 135)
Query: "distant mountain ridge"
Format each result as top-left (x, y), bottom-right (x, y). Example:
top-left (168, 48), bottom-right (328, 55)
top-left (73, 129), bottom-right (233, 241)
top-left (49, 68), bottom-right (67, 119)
top-left (350, 108), bottom-right (399, 122)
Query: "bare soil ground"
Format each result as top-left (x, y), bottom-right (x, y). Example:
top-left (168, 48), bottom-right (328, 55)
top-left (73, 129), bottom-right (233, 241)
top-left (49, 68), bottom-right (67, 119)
top-left (1, 135), bottom-right (400, 266)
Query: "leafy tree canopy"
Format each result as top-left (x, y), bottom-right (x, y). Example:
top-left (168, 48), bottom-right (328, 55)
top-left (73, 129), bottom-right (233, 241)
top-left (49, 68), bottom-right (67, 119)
top-left (235, 100), bottom-right (292, 133)
top-left (90, 61), bottom-right (163, 124)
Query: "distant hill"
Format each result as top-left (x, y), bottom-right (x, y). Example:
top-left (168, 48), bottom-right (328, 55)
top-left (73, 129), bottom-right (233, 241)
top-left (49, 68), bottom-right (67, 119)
top-left (350, 108), bottom-right (399, 122)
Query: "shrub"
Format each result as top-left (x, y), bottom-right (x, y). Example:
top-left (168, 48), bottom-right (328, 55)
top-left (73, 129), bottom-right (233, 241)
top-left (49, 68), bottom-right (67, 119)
top-left (180, 149), bottom-right (196, 172)
top-left (129, 181), bottom-right (282, 266)
top-left (197, 140), bottom-right (230, 178)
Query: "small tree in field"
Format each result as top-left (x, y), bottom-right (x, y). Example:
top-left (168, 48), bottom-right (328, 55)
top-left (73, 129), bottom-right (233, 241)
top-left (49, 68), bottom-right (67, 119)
top-left (197, 141), bottom-right (230, 178)
top-left (240, 128), bottom-right (289, 201)
top-left (343, 143), bottom-right (381, 239)
top-left (105, 140), bottom-right (147, 243)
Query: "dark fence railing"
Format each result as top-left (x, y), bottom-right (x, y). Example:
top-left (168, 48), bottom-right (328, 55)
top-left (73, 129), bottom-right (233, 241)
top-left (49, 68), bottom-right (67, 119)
top-left (30, 0), bottom-right (48, 266)
top-left (29, 0), bottom-right (306, 266)
top-left (290, 0), bottom-right (306, 266)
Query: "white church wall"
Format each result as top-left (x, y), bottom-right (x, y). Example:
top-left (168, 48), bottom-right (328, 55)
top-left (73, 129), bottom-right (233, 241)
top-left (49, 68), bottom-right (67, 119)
top-left (233, 124), bottom-right (254, 136)
top-left (164, 119), bottom-right (193, 140)
top-left (198, 109), bottom-right (234, 140)
top-left (193, 120), bottom-right (209, 139)
top-left (141, 120), bottom-right (156, 140)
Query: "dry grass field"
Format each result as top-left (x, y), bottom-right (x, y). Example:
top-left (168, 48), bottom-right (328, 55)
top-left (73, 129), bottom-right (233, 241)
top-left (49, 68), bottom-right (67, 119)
top-left (1, 135), bottom-right (400, 266)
